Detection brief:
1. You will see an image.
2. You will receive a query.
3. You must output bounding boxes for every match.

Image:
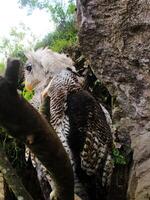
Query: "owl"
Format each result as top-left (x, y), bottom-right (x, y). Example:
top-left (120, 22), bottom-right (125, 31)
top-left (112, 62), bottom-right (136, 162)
top-left (24, 48), bottom-right (113, 200)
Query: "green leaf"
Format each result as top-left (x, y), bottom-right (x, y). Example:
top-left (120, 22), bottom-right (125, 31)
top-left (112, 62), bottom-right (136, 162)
top-left (112, 148), bottom-right (127, 165)
top-left (21, 87), bottom-right (34, 101)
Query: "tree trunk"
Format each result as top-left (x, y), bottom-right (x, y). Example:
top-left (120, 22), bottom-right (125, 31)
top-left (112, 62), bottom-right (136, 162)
top-left (76, 0), bottom-right (150, 200)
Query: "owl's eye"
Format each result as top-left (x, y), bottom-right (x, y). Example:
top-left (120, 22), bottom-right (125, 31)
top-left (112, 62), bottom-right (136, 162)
top-left (26, 63), bottom-right (32, 72)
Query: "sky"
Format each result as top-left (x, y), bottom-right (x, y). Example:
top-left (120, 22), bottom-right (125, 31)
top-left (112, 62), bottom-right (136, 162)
top-left (0, 0), bottom-right (55, 39)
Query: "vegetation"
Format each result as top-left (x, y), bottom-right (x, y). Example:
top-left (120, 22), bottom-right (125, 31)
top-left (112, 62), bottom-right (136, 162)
top-left (112, 148), bottom-right (126, 165)
top-left (0, 1), bottom-right (77, 66)
top-left (0, 23), bottom-right (37, 63)
top-left (0, 62), bottom-right (5, 74)
top-left (21, 87), bottom-right (34, 101)
top-left (19, 0), bottom-right (77, 52)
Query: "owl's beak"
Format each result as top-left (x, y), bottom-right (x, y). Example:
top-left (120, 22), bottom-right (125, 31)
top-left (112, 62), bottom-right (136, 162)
top-left (25, 82), bottom-right (33, 92)
top-left (25, 79), bottom-right (40, 91)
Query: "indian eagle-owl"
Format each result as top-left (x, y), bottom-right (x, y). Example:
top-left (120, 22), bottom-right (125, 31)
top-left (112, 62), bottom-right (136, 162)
top-left (24, 48), bottom-right (114, 200)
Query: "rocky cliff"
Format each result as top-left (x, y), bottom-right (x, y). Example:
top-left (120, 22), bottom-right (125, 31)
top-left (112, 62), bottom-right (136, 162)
top-left (76, 0), bottom-right (150, 199)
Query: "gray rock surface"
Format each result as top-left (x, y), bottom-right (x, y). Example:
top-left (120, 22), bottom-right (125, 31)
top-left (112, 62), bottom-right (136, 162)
top-left (0, 173), bottom-right (4, 200)
top-left (76, 0), bottom-right (150, 199)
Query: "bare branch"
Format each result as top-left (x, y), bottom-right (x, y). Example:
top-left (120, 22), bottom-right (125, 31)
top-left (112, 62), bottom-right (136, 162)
top-left (0, 143), bottom-right (34, 200)
top-left (0, 58), bottom-right (74, 200)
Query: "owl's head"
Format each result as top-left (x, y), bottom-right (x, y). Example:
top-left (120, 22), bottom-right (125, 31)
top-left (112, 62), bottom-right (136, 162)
top-left (24, 48), bottom-right (74, 91)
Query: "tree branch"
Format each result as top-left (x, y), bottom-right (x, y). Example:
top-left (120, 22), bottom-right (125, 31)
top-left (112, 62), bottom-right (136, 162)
top-left (0, 58), bottom-right (74, 200)
top-left (0, 143), bottom-right (34, 200)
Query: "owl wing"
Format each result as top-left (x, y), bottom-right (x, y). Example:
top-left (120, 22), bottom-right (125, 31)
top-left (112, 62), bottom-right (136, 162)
top-left (66, 89), bottom-right (113, 187)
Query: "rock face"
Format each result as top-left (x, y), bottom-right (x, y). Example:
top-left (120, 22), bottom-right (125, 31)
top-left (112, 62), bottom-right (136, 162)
top-left (0, 173), bottom-right (4, 200)
top-left (76, 0), bottom-right (150, 199)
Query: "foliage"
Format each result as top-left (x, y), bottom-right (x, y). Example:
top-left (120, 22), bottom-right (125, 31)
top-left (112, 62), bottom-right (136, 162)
top-left (0, 62), bottom-right (5, 73)
top-left (36, 2), bottom-right (77, 52)
top-left (51, 38), bottom-right (70, 52)
top-left (21, 87), bottom-right (34, 101)
top-left (0, 127), bottom-right (26, 169)
top-left (18, 0), bottom-right (77, 52)
top-left (47, 2), bottom-right (76, 26)
top-left (18, 0), bottom-right (75, 11)
top-left (112, 148), bottom-right (127, 165)
top-left (0, 23), bottom-right (36, 62)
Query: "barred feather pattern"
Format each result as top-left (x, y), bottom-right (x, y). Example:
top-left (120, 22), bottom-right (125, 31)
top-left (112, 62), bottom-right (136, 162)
top-left (25, 67), bottom-right (113, 200)
top-left (47, 70), bottom-right (81, 163)
top-left (45, 69), bottom-right (113, 198)
top-left (25, 148), bottom-right (52, 184)
top-left (80, 97), bottom-right (113, 186)
top-left (47, 69), bottom-right (89, 199)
